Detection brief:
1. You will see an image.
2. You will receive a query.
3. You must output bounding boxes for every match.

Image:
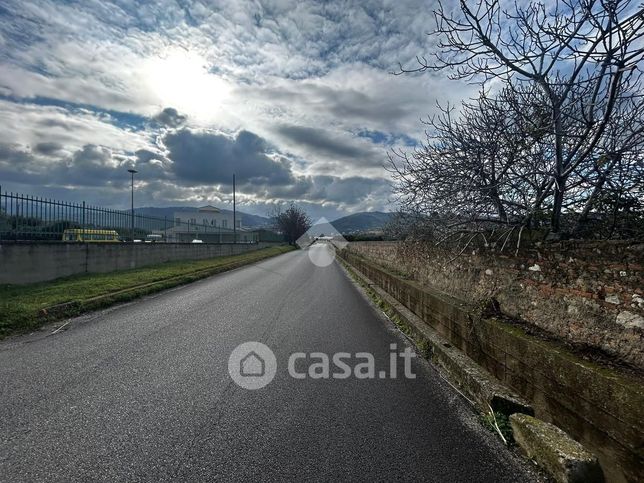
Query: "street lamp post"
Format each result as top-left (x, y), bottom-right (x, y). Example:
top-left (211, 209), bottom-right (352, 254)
top-left (233, 173), bottom-right (236, 244)
top-left (128, 168), bottom-right (137, 241)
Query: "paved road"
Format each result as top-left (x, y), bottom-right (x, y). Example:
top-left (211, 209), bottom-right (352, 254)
top-left (0, 247), bottom-right (537, 482)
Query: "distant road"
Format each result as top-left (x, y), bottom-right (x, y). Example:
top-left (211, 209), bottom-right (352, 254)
top-left (0, 248), bottom-right (535, 482)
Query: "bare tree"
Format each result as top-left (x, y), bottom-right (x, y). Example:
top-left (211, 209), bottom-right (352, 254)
top-left (388, 86), bottom-right (547, 226)
top-left (395, 0), bottom-right (644, 238)
top-left (272, 203), bottom-right (312, 246)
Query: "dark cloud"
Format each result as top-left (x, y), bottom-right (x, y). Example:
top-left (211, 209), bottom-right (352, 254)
top-left (134, 148), bottom-right (169, 166)
top-left (0, 143), bottom-right (32, 165)
top-left (305, 175), bottom-right (390, 204)
top-left (37, 117), bottom-right (74, 130)
top-left (246, 81), bottom-right (416, 127)
top-left (135, 149), bottom-right (159, 163)
top-left (69, 144), bottom-right (111, 165)
top-left (33, 141), bottom-right (64, 155)
top-left (164, 128), bottom-right (295, 187)
top-left (0, 142), bottom-right (127, 188)
top-left (325, 90), bottom-right (410, 122)
top-left (0, 143), bottom-right (40, 184)
top-left (152, 107), bottom-right (187, 128)
top-left (276, 124), bottom-right (366, 159)
top-left (0, 127), bottom-right (391, 215)
top-left (251, 174), bottom-right (390, 209)
top-left (58, 145), bottom-right (123, 186)
top-left (0, 136), bottom-right (389, 213)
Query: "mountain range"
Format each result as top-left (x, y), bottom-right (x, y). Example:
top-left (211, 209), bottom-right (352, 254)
top-left (328, 211), bottom-right (393, 234)
top-left (136, 206), bottom-right (394, 234)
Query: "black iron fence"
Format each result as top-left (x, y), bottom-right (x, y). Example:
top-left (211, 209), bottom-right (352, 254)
top-left (0, 188), bottom-right (260, 243)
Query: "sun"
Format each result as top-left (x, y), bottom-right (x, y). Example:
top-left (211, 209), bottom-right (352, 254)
top-left (144, 48), bottom-right (230, 121)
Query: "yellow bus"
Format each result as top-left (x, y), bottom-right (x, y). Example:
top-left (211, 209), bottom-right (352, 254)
top-left (62, 229), bottom-right (121, 242)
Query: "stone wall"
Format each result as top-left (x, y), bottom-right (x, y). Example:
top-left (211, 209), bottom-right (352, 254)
top-left (0, 241), bottom-right (284, 284)
top-left (345, 240), bottom-right (644, 371)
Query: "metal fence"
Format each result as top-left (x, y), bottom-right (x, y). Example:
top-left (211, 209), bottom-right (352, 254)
top-left (0, 188), bottom-right (261, 243)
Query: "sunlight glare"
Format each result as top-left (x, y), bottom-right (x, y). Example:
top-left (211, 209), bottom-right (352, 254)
top-left (145, 49), bottom-right (230, 121)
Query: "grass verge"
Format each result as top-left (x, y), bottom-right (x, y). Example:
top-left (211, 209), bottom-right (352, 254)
top-left (0, 245), bottom-right (295, 337)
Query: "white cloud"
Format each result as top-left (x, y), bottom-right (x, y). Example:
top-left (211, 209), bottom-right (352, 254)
top-left (0, 100), bottom-right (151, 152)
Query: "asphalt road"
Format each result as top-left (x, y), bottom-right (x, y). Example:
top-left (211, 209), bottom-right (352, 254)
top-left (0, 246), bottom-right (537, 482)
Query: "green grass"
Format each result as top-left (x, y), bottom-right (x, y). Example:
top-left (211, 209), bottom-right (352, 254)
top-left (0, 245), bottom-right (294, 337)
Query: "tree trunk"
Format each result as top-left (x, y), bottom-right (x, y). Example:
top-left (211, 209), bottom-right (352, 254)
top-left (574, 156), bottom-right (619, 234)
top-left (493, 194), bottom-right (508, 223)
top-left (550, 177), bottom-right (566, 233)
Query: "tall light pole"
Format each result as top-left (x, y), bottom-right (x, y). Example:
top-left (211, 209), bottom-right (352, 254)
top-left (232, 173), bottom-right (236, 244)
top-left (128, 168), bottom-right (137, 240)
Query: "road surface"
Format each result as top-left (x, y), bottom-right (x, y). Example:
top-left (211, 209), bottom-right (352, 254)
top-left (0, 247), bottom-right (537, 482)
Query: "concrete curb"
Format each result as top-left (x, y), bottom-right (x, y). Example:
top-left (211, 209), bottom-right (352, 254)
top-left (510, 413), bottom-right (604, 483)
top-left (338, 256), bottom-right (533, 417)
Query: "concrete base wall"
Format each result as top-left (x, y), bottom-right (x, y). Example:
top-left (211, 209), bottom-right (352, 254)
top-left (339, 250), bottom-right (643, 483)
top-left (0, 242), bottom-right (284, 284)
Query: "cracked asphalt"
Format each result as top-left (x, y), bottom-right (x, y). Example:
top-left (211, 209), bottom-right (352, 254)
top-left (0, 247), bottom-right (538, 482)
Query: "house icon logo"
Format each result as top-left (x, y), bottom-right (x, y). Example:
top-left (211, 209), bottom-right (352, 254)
top-left (228, 341), bottom-right (277, 390)
top-left (240, 351), bottom-right (265, 377)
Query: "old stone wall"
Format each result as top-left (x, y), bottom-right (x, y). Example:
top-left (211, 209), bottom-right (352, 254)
top-left (345, 240), bottom-right (644, 371)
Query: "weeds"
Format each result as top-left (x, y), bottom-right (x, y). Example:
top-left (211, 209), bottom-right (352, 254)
top-left (481, 411), bottom-right (515, 446)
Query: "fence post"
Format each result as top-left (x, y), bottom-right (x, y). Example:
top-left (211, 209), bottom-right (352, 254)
top-left (13, 193), bottom-right (17, 241)
top-left (17, 194), bottom-right (20, 240)
top-left (82, 201), bottom-right (86, 242)
top-left (164, 216), bottom-right (167, 241)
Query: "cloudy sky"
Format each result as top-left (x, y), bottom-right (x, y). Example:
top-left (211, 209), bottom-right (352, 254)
top-left (0, 0), bottom-right (472, 219)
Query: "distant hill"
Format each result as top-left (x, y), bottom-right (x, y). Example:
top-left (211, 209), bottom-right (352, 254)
top-left (135, 206), bottom-right (272, 228)
top-left (331, 212), bottom-right (394, 234)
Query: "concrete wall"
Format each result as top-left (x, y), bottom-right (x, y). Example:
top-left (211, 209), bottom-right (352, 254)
top-left (0, 242), bottom-right (284, 284)
top-left (339, 250), bottom-right (643, 483)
